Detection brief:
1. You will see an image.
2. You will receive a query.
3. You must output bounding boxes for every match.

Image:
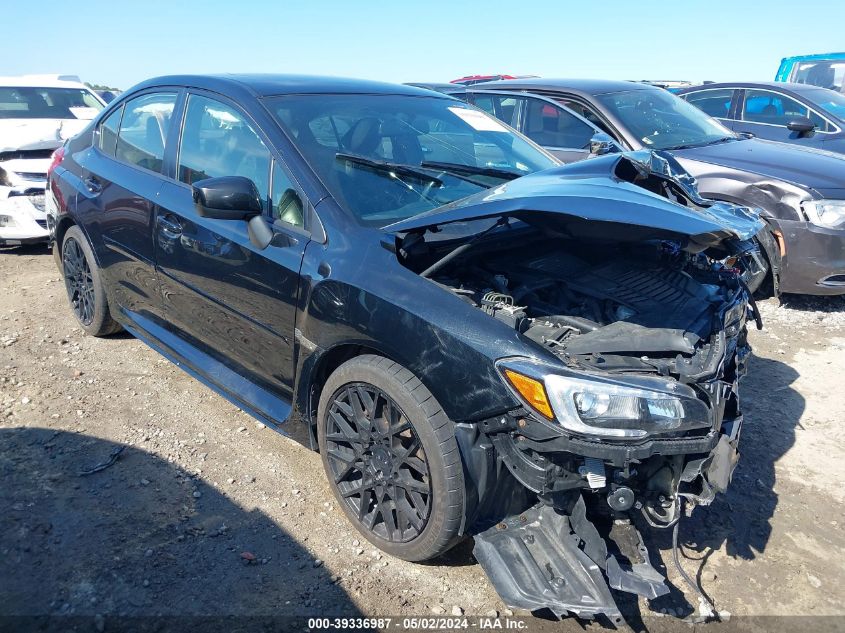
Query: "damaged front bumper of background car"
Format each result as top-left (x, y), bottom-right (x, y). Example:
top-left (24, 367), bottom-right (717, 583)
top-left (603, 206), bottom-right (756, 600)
top-left (0, 152), bottom-right (53, 246)
top-left (0, 188), bottom-right (50, 245)
top-left (0, 119), bottom-right (86, 247)
top-left (391, 151), bottom-right (761, 625)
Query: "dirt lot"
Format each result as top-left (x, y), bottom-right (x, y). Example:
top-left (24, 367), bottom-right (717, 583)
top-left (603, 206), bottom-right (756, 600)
top-left (1, 244), bottom-right (844, 632)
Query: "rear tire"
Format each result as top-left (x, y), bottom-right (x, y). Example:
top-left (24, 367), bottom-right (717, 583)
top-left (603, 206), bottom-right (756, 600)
top-left (61, 225), bottom-right (122, 337)
top-left (317, 355), bottom-right (465, 562)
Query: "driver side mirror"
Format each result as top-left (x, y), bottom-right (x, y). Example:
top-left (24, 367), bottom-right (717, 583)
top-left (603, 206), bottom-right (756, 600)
top-left (192, 176), bottom-right (263, 220)
top-left (589, 132), bottom-right (620, 156)
top-left (786, 117), bottom-right (816, 136)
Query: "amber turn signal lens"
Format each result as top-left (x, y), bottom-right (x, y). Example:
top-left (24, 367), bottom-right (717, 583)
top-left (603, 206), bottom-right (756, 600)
top-left (503, 369), bottom-right (554, 420)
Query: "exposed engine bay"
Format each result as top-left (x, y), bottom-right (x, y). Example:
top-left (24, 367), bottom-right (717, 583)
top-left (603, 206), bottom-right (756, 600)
top-left (401, 229), bottom-right (753, 625)
top-left (430, 235), bottom-right (751, 384)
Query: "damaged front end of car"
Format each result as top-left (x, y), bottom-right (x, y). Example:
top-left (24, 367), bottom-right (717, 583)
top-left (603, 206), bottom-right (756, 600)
top-left (1, 116), bottom-right (91, 246)
top-left (388, 152), bottom-right (762, 625)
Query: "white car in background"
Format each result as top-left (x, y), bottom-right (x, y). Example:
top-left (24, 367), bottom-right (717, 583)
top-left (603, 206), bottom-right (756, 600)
top-left (0, 75), bottom-right (104, 246)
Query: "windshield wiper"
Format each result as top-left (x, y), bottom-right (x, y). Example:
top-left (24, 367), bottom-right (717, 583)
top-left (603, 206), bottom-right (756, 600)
top-left (336, 153), bottom-right (443, 186)
top-left (420, 161), bottom-right (523, 182)
top-left (665, 136), bottom-right (736, 151)
top-left (702, 136), bottom-right (737, 146)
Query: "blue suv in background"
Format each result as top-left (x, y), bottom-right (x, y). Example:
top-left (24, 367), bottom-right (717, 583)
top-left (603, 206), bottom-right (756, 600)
top-left (776, 52), bottom-right (845, 92)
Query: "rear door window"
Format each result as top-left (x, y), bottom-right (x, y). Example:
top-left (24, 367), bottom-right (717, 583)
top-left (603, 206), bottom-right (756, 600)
top-left (470, 94), bottom-right (521, 128)
top-left (178, 94), bottom-right (272, 210)
top-left (115, 92), bottom-right (177, 173)
top-left (684, 89), bottom-right (735, 119)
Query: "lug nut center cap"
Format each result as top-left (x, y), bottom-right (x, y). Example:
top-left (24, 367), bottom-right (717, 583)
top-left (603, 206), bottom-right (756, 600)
top-left (370, 446), bottom-right (393, 474)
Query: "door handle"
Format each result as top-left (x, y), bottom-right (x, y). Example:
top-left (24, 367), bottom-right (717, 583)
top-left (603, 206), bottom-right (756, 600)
top-left (84, 176), bottom-right (103, 195)
top-left (158, 214), bottom-right (183, 237)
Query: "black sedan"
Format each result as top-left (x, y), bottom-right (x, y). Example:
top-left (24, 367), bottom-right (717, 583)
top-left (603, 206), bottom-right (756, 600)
top-left (464, 78), bottom-right (845, 296)
top-left (677, 81), bottom-right (845, 155)
top-left (47, 74), bottom-right (761, 623)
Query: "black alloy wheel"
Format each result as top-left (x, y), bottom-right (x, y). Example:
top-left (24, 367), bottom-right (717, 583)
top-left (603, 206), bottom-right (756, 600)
top-left (324, 383), bottom-right (432, 543)
top-left (63, 236), bottom-right (95, 326)
top-left (60, 225), bottom-right (122, 337)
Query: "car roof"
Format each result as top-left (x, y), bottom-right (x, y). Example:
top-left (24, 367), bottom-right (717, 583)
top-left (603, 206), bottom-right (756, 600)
top-left (131, 74), bottom-right (445, 99)
top-left (475, 78), bottom-right (654, 96)
top-left (0, 74), bottom-right (90, 89)
top-left (677, 81), bottom-right (830, 94)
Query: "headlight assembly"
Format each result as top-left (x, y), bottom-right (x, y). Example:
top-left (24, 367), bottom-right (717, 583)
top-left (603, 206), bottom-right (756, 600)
top-left (545, 374), bottom-right (710, 439)
top-left (500, 361), bottom-right (711, 440)
top-left (802, 200), bottom-right (845, 229)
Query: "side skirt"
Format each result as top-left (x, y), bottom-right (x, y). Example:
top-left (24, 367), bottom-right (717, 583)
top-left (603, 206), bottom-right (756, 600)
top-left (119, 311), bottom-right (292, 433)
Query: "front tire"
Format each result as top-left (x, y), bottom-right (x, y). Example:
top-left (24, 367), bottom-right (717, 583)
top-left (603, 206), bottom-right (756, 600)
top-left (317, 355), bottom-right (465, 562)
top-left (61, 225), bottom-right (122, 337)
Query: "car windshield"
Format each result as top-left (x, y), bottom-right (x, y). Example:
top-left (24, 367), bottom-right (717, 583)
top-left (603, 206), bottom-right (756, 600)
top-left (802, 88), bottom-right (845, 121)
top-left (266, 94), bottom-right (557, 226)
top-left (596, 88), bottom-right (736, 150)
top-left (0, 87), bottom-right (103, 120)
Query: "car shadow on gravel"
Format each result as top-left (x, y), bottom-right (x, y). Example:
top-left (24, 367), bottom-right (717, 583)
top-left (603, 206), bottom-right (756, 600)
top-left (0, 427), bottom-right (363, 631)
top-left (638, 352), bottom-right (804, 623)
top-left (780, 293), bottom-right (845, 313)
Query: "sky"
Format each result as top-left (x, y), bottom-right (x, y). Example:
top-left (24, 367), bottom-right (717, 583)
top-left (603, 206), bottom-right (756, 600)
top-left (3, 0), bottom-right (844, 90)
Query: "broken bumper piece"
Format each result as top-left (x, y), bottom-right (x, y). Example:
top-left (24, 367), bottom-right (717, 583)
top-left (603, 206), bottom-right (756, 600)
top-left (473, 504), bottom-right (624, 625)
top-left (473, 498), bottom-right (672, 626)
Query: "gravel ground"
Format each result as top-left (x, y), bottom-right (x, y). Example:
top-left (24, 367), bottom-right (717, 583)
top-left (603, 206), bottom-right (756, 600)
top-left (1, 244), bottom-right (844, 632)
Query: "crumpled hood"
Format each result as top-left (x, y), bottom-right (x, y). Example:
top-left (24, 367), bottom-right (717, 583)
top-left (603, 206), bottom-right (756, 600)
top-left (0, 118), bottom-right (90, 153)
top-left (385, 152), bottom-right (763, 245)
top-left (672, 137), bottom-right (845, 193)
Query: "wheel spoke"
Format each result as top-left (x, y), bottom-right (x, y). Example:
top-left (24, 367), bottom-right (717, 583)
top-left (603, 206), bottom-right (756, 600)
top-left (381, 496), bottom-right (398, 541)
top-left (358, 488), bottom-right (371, 522)
top-left (325, 432), bottom-right (363, 448)
top-left (341, 477), bottom-right (375, 498)
top-left (388, 419), bottom-right (411, 437)
top-left (347, 388), bottom-right (372, 440)
top-left (395, 492), bottom-right (425, 532)
top-left (397, 502), bottom-right (410, 536)
top-left (328, 409), bottom-right (361, 443)
top-left (404, 456), bottom-right (428, 476)
top-left (334, 398), bottom-right (355, 419)
top-left (356, 386), bottom-right (375, 419)
top-left (391, 437), bottom-right (420, 464)
top-left (395, 475), bottom-right (429, 494)
top-left (329, 452), bottom-right (362, 484)
top-left (408, 489), bottom-right (429, 515)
